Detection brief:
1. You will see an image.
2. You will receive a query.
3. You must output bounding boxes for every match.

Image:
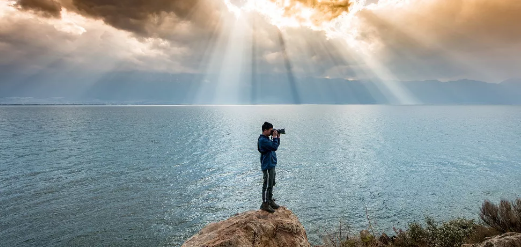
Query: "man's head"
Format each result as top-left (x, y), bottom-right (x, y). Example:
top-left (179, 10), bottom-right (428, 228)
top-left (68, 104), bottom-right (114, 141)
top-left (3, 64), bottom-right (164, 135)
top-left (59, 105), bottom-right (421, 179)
top-left (262, 122), bottom-right (273, 136)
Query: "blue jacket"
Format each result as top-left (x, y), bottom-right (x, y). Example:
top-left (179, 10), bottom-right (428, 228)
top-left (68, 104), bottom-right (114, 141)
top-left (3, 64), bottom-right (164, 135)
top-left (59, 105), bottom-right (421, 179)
top-left (258, 134), bottom-right (280, 171)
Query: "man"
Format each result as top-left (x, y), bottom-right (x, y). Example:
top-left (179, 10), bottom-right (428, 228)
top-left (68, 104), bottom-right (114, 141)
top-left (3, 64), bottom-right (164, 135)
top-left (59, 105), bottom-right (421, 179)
top-left (258, 122), bottom-right (281, 213)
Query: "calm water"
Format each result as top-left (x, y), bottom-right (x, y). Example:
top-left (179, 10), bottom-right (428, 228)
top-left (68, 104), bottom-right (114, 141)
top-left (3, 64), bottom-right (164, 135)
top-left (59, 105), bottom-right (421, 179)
top-left (1, 105), bottom-right (520, 246)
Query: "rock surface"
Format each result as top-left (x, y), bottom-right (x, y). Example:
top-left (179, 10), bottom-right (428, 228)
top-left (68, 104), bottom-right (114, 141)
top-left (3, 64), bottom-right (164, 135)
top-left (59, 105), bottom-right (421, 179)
top-left (464, 232), bottom-right (521, 247)
top-left (182, 206), bottom-right (311, 247)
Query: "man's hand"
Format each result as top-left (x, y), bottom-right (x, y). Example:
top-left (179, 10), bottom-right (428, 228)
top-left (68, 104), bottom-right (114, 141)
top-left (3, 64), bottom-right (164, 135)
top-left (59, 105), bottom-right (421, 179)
top-left (272, 130), bottom-right (279, 138)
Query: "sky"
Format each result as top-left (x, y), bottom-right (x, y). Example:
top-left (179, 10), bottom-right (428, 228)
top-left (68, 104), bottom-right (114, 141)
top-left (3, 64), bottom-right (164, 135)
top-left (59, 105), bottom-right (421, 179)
top-left (1, 0), bottom-right (521, 104)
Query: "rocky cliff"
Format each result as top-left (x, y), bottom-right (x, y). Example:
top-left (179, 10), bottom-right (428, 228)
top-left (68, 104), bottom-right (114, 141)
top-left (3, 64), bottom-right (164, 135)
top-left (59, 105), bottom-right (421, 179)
top-left (464, 232), bottom-right (521, 247)
top-left (181, 206), bottom-right (311, 247)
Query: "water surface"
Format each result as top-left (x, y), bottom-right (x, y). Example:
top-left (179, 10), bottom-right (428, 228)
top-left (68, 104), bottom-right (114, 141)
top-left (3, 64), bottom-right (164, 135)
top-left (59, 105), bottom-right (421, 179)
top-left (1, 105), bottom-right (520, 246)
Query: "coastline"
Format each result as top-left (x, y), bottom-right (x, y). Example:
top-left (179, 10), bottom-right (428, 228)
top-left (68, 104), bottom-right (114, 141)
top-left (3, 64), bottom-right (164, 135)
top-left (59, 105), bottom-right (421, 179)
top-left (182, 198), bottom-right (521, 247)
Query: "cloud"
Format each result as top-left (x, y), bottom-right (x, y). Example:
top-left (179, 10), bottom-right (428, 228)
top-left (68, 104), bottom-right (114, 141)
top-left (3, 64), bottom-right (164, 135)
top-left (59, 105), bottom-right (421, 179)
top-left (226, 0), bottom-right (351, 30)
top-left (13, 0), bottom-right (223, 44)
top-left (276, 0), bottom-right (350, 25)
top-left (68, 0), bottom-right (221, 38)
top-left (15, 0), bottom-right (62, 18)
top-left (0, 4), bottom-right (193, 80)
top-left (1, 0), bottom-right (233, 82)
top-left (236, 0), bottom-right (521, 81)
top-left (347, 0), bottom-right (521, 81)
top-left (5, 0), bottom-right (521, 84)
top-left (8, 0), bottom-right (350, 79)
top-left (355, 0), bottom-right (521, 51)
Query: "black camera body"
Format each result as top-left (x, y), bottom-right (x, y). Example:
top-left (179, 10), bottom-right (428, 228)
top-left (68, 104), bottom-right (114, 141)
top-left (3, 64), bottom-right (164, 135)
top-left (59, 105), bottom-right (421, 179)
top-left (270, 128), bottom-right (286, 135)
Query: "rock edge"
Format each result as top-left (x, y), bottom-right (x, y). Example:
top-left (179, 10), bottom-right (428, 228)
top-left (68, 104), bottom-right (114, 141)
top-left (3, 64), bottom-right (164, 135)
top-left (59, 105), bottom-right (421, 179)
top-left (182, 206), bottom-right (311, 247)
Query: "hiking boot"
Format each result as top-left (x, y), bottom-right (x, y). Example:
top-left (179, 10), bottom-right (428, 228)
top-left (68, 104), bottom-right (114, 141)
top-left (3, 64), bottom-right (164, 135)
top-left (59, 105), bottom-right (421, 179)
top-left (260, 202), bottom-right (275, 213)
top-left (269, 200), bottom-right (280, 209)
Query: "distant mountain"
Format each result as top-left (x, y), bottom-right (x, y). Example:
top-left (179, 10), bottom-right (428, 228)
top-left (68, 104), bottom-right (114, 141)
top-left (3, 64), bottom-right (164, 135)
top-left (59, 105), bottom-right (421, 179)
top-left (402, 79), bottom-right (516, 104)
top-left (500, 78), bottom-right (521, 84)
top-left (1, 73), bottom-right (520, 105)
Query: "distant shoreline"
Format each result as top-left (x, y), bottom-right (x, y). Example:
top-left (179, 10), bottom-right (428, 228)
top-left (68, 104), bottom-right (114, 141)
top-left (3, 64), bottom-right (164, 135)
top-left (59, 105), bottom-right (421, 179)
top-left (1, 103), bottom-right (521, 106)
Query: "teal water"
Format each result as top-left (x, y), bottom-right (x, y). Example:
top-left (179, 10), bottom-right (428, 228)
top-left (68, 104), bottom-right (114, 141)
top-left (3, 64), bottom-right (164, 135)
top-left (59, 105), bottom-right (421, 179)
top-left (1, 105), bottom-right (520, 246)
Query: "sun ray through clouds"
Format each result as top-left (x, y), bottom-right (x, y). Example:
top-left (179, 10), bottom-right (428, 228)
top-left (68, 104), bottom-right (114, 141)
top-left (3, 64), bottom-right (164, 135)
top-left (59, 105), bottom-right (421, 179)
top-left (221, 0), bottom-right (521, 104)
top-left (276, 28), bottom-right (301, 104)
top-left (194, 5), bottom-right (253, 104)
top-left (222, 0), bottom-right (422, 104)
top-left (3, 0), bottom-right (521, 104)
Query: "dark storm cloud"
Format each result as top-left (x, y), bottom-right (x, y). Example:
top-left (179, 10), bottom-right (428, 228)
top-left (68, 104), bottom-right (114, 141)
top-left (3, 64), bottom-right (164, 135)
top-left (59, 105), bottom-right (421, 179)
top-left (69, 0), bottom-right (220, 37)
top-left (16, 0), bottom-right (62, 18)
top-left (13, 0), bottom-right (222, 41)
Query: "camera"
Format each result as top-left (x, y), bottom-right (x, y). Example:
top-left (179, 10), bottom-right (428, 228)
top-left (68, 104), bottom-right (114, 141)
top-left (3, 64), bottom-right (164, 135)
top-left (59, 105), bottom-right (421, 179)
top-left (270, 129), bottom-right (286, 135)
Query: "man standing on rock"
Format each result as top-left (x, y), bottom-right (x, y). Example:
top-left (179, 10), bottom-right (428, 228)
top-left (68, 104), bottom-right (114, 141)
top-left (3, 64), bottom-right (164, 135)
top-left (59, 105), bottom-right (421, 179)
top-left (258, 122), bottom-right (281, 213)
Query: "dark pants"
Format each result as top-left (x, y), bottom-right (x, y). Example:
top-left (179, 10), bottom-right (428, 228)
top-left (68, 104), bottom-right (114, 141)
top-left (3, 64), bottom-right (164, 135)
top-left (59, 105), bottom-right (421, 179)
top-left (262, 167), bottom-right (276, 202)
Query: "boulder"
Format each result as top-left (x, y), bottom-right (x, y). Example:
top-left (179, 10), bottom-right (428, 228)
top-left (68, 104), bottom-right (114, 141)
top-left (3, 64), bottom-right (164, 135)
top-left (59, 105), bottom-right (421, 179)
top-left (182, 206), bottom-right (311, 247)
top-left (465, 232), bottom-right (521, 247)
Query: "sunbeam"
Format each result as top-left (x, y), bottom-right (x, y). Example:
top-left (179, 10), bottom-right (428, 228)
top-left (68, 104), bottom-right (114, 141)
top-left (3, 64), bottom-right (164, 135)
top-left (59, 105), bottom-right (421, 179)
top-left (224, 0), bottom-right (421, 104)
top-left (222, 0), bottom-right (521, 104)
top-left (276, 29), bottom-right (301, 104)
top-left (2, 0), bottom-right (521, 104)
top-left (194, 7), bottom-right (253, 104)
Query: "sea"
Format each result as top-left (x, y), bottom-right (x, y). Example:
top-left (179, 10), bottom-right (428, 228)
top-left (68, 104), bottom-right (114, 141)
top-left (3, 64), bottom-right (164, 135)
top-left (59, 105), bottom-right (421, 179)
top-left (1, 105), bottom-right (520, 246)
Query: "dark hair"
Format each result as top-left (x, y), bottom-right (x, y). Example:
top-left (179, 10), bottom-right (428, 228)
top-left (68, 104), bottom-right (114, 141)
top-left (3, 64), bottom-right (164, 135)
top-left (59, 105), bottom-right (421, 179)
top-left (262, 122), bottom-right (273, 131)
